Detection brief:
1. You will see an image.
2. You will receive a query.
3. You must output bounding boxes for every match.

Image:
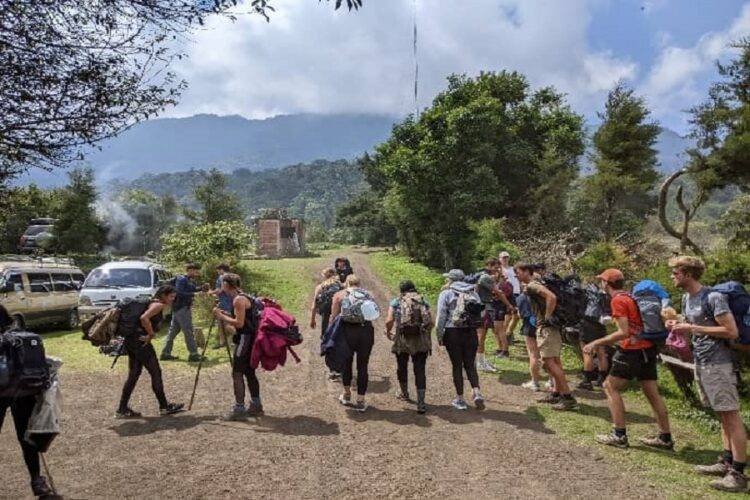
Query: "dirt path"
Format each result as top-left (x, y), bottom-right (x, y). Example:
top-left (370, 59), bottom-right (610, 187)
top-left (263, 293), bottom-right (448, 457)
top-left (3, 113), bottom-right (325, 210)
top-left (1, 250), bottom-right (656, 499)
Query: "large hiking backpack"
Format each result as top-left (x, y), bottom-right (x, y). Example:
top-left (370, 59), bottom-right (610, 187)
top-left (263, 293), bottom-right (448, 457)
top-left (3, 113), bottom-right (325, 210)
top-left (632, 280), bottom-right (670, 342)
top-left (0, 331), bottom-right (50, 398)
top-left (340, 289), bottom-right (379, 324)
top-left (115, 298), bottom-right (152, 338)
top-left (450, 288), bottom-right (484, 328)
top-left (397, 292), bottom-right (432, 336)
top-left (583, 283), bottom-right (610, 322)
top-left (315, 282), bottom-right (342, 314)
top-left (81, 307), bottom-right (121, 346)
top-left (702, 282), bottom-right (750, 346)
top-left (538, 274), bottom-right (586, 328)
top-left (251, 298), bottom-right (302, 371)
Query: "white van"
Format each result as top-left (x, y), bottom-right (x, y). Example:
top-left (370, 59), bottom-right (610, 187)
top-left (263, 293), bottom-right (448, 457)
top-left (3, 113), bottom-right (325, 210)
top-left (78, 260), bottom-right (173, 322)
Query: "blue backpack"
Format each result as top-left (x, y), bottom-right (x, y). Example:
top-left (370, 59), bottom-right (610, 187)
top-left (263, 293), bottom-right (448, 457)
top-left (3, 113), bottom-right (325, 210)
top-left (702, 282), bottom-right (750, 346)
top-left (632, 280), bottom-right (670, 342)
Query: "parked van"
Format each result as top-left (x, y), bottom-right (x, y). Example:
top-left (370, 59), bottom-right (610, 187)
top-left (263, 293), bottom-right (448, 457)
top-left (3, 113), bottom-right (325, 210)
top-left (78, 260), bottom-right (172, 322)
top-left (0, 256), bottom-right (86, 330)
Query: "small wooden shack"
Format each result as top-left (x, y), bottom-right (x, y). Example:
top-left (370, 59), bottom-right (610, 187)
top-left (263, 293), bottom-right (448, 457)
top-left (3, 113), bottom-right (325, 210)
top-left (255, 209), bottom-right (305, 257)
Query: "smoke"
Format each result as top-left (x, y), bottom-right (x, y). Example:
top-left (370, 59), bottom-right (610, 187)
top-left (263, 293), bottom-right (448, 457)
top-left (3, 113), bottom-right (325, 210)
top-left (96, 196), bottom-right (141, 254)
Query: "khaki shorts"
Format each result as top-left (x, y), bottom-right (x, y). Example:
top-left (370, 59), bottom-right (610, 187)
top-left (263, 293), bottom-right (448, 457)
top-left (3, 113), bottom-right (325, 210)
top-left (695, 363), bottom-right (740, 412)
top-left (537, 326), bottom-right (562, 359)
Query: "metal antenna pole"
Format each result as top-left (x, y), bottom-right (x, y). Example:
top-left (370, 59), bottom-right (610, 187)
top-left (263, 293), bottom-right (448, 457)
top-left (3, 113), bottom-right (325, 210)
top-left (413, 0), bottom-right (419, 118)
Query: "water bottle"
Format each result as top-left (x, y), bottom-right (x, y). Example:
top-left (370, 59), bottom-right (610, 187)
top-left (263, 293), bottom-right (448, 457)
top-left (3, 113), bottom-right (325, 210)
top-left (0, 354), bottom-right (9, 387)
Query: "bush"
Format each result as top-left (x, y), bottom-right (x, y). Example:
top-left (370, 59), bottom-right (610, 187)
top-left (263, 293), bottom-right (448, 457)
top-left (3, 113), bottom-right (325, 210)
top-left (469, 218), bottom-right (520, 268)
top-left (573, 241), bottom-right (633, 280)
top-left (160, 221), bottom-right (255, 268)
top-left (704, 249), bottom-right (750, 284)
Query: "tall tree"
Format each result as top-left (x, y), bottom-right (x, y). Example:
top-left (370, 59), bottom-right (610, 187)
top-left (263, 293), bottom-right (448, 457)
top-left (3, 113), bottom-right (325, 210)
top-left (581, 84), bottom-right (660, 240)
top-left (190, 168), bottom-right (244, 224)
top-left (53, 168), bottom-right (107, 253)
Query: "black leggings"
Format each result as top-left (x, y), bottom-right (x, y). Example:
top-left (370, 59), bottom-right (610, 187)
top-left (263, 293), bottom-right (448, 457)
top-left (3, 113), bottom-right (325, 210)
top-left (0, 395), bottom-right (40, 480)
top-left (341, 323), bottom-right (375, 396)
top-left (232, 333), bottom-right (260, 405)
top-left (119, 341), bottom-right (168, 411)
top-left (320, 308), bottom-right (331, 339)
top-left (443, 327), bottom-right (480, 395)
top-left (396, 352), bottom-right (428, 391)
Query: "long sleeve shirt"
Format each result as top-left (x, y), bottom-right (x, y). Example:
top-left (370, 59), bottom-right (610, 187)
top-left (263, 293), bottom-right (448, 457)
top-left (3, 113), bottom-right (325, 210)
top-left (174, 275), bottom-right (200, 310)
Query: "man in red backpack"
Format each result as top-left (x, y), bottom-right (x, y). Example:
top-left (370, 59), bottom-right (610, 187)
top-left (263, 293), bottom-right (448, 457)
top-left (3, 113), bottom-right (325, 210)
top-left (583, 269), bottom-right (673, 450)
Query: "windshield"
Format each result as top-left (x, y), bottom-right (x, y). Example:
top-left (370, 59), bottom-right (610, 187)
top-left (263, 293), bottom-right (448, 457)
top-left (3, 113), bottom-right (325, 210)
top-left (24, 226), bottom-right (50, 236)
top-left (84, 268), bottom-right (152, 289)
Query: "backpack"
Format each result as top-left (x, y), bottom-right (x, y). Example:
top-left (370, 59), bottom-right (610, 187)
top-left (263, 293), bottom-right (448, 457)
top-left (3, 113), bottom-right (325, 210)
top-left (250, 299), bottom-right (302, 371)
top-left (397, 292), bottom-right (432, 336)
top-left (0, 331), bottom-right (50, 398)
top-left (701, 282), bottom-right (750, 346)
top-left (583, 283), bottom-right (610, 322)
top-left (315, 282), bottom-right (342, 314)
top-left (341, 289), bottom-right (379, 324)
top-left (115, 298), bottom-right (153, 338)
top-left (632, 280), bottom-right (670, 342)
top-left (240, 294), bottom-right (265, 335)
top-left (537, 274), bottom-right (586, 328)
top-left (450, 288), bottom-right (484, 328)
top-left (81, 307), bottom-right (121, 347)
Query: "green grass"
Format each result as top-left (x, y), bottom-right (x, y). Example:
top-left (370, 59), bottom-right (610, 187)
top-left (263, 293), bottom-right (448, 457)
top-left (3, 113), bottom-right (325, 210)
top-left (365, 249), bottom-right (748, 499)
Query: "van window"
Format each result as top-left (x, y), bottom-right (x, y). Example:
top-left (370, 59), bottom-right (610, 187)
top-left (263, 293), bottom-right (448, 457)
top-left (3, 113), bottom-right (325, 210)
top-left (71, 273), bottom-right (85, 288)
top-left (52, 273), bottom-right (75, 292)
top-left (1, 272), bottom-right (23, 292)
top-left (84, 268), bottom-right (152, 288)
top-left (28, 273), bottom-right (53, 293)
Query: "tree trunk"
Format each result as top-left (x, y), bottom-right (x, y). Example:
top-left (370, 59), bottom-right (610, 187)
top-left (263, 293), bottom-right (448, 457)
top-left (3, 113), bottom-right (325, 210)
top-left (658, 169), bottom-right (703, 255)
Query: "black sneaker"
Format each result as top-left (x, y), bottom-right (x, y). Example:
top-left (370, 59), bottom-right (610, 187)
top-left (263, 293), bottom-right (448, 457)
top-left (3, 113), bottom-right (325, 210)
top-left (31, 476), bottom-right (62, 499)
top-left (115, 407), bottom-right (142, 419)
top-left (351, 401), bottom-right (367, 413)
top-left (159, 403), bottom-right (185, 416)
top-left (576, 379), bottom-right (594, 391)
top-left (160, 353), bottom-right (179, 361)
top-left (187, 353), bottom-right (205, 363)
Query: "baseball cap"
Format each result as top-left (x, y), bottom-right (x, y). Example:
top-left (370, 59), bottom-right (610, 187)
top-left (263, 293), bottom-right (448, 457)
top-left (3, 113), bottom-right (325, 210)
top-left (597, 268), bottom-right (625, 283)
top-left (442, 269), bottom-right (465, 281)
top-left (499, 251), bottom-right (510, 258)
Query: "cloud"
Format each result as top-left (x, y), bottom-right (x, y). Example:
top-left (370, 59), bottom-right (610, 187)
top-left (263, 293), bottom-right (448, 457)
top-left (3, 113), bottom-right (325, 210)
top-left (168, 0), bottom-right (638, 121)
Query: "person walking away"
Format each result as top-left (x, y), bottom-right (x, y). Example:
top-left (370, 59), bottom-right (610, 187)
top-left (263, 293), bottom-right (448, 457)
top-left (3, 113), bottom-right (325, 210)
top-left (209, 263), bottom-right (232, 349)
top-left (667, 256), bottom-right (747, 493)
top-left (0, 311), bottom-right (60, 499)
top-left (492, 270), bottom-right (515, 357)
top-left (500, 251), bottom-right (521, 340)
top-left (436, 269), bottom-right (485, 411)
top-left (334, 257), bottom-right (353, 284)
top-left (213, 273), bottom-right (265, 420)
top-left (474, 259), bottom-right (500, 373)
top-left (583, 269), bottom-right (673, 450)
top-left (516, 290), bottom-right (542, 391)
top-left (578, 282), bottom-right (611, 390)
top-left (116, 285), bottom-right (185, 418)
top-left (310, 268), bottom-right (343, 339)
top-left (161, 263), bottom-right (206, 362)
top-left (385, 280), bottom-right (433, 414)
top-left (515, 263), bottom-right (577, 411)
top-left (330, 274), bottom-right (377, 412)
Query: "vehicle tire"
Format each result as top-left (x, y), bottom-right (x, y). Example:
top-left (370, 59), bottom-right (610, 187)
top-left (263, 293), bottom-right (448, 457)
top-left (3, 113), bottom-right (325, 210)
top-left (10, 315), bottom-right (25, 331)
top-left (66, 309), bottom-right (80, 330)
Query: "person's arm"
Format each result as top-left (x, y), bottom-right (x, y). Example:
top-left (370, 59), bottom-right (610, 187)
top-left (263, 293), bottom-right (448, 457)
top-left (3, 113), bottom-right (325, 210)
top-left (214, 295), bottom-right (248, 328)
top-left (672, 313), bottom-right (738, 340)
top-left (435, 291), bottom-right (449, 345)
top-left (535, 284), bottom-right (557, 322)
top-left (385, 304), bottom-right (395, 339)
top-left (310, 285), bottom-right (322, 328)
top-left (586, 316), bottom-right (629, 351)
top-left (328, 292), bottom-right (343, 326)
top-left (139, 302), bottom-right (165, 343)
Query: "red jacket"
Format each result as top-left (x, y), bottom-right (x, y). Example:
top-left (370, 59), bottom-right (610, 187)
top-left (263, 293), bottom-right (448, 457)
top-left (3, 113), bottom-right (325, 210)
top-left (250, 299), bottom-right (302, 371)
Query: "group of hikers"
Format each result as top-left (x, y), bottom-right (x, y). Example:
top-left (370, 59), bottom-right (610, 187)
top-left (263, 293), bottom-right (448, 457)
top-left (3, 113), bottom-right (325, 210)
top-left (2, 252), bottom-right (749, 498)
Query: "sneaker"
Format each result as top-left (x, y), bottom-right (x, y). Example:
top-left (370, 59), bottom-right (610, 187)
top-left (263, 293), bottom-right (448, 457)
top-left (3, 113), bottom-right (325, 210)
top-left (595, 433), bottom-right (629, 448)
top-left (710, 470), bottom-right (748, 493)
top-left (480, 360), bottom-right (498, 373)
top-left (396, 392), bottom-right (412, 402)
top-left (222, 404), bottom-right (247, 421)
top-left (160, 353), bottom-right (178, 361)
top-left (451, 397), bottom-right (468, 411)
top-left (187, 353), bottom-right (205, 363)
top-left (159, 403), bottom-right (185, 416)
top-left (538, 393), bottom-right (561, 404)
top-left (246, 402), bottom-right (264, 416)
top-left (115, 407), bottom-right (142, 419)
top-left (551, 397), bottom-right (578, 411)
top-left (576, 379), bottom-right (594, 391)
top-left (494, 349), bottom-right (503, 356)
top-left (592, 377), bottom-right (604, 388)
top-left (31, 476), bottom-right (61, 499)
top-left (639, 435), bottom-right (674, 451)
top-left (339, 394), bottom-right (352, 407)
top-left (352, 400), bottom-right (368, 413)
top-left (695, 460), bottom-right (731, 477)
top-left (522, 380), bottom-right (541, 391)
top-left (544, 380), bottom-right (554, 390)
top-left (417, 400), bottom-right (427, 414)
top-left (328, 371), bottom-right (341, 381)
top-left (497, 350), bottom-right (510, 359)
top-left (473, 393), bottom-right (486, 410)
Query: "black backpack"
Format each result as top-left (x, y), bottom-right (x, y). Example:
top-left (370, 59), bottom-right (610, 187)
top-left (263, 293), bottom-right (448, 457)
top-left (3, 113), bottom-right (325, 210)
top-left (116, 298), bottom-right (152, 338)
top-left (0, 331), bottom-right (50, 398)
top-left (539, 274), bottom-right (587, 328)
top-left (583, 283), bottom-right (611, 321)
top-left (315, 282), bottom-right (342, 314)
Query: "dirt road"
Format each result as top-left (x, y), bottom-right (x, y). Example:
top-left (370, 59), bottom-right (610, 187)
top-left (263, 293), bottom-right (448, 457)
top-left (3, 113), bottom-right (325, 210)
top-left (1, 251), bottom-right (655, 499)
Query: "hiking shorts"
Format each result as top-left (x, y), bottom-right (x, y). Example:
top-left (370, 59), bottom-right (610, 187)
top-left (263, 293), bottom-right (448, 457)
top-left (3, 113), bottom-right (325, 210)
top-left (579, 318), bottom-right (606, 344)
top-left (537, 326), bottom-right (562, 358)
top-left (609, 347), bottom-right (658, 381)
top-left (695, 363), bottom-right (740, 412)
top-left (520, 321), bottom-right (536, 339)
top-left (232, 333), bottom-right (255, 374)
top-left (481, 309), bottom-right (503, 328)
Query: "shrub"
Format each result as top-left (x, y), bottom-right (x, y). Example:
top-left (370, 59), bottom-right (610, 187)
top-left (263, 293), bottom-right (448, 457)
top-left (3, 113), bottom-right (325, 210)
top-left (160, 221), bottom-right (255, 268)
top-left (704, 249), bottom-right (750, 284)
top-left (469, 218), bottom-right (520, 268)
top-left (573, 241), bottom-right (633, 280)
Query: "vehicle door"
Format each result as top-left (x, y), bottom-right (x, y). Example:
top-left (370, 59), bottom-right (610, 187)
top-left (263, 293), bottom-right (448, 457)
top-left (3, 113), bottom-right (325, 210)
top-left (0, 271), bottom-right (29, 321)
top-left (26, 272), bottom-right (55, 326)
top-left (51, 272), bottom-right (77, 316)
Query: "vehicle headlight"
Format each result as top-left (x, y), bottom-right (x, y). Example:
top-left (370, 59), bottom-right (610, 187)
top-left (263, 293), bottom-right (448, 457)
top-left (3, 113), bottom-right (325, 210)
top-left (79, 295), bottom-right (92, 306)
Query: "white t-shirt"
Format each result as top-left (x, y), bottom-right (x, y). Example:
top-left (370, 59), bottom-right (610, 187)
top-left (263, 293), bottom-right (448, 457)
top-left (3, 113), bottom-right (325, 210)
top-left (502, 265), bottom-right (521, 295)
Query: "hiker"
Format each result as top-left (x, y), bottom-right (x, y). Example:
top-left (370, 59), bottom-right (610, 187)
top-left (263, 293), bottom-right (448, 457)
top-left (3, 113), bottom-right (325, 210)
top-left (385, 280), bottom-right (433, 414)
top-left (578, 282), bottom-right (611, 390)
top-left (334, 257), bottom-right (353, 284)
top-left (667, 256), bottom-right (747, 493)
top-left (329, 274), bottom-right (378, 412)
top-left (161, 263), bottom-right (207, 363)
top-left (310, 268), bottom-right (343, 339)
top-left (516, 290), bottom-right (542, 391)
top-left (116, 284), bottom-right (185, 418)
top-left (436, 269), bottom-right (485, 411)
top-left (209, 263), bottom-right (232, 349)
top-left (515, 263), bottom-right (577, 411)
top-left (0, 311), bottom-right (60, 500)
top-left (500, 251), bottom-right (521, 340)
top-left (212, 273), bottom-right (265, 420)
top-left (583, 269), bottom-right (673, 450)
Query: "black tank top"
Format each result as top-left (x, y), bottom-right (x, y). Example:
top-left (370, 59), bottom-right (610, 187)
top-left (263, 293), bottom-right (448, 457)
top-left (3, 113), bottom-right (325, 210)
top-left (236, 295), bottom-right (259, 336)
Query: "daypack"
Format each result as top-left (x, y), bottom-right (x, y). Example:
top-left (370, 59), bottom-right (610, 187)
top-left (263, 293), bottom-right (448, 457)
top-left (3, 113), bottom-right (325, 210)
top-left (450, 288), bottom-right (484, 328)
top-left (583, 283), bottom-right (610, 322)
top-left (632, 280), bottom-right (670, 342)
top-left (115, 298), bottom-right (152, 338)
top-left (240, 293), bottom-right (265, 335)
top-left (0, 331), bottom-right (50, 398)
top-left (315, 282), bottom-right (342, 314)
top-left (251, 298), bottom-right (302, 371)
top-left (537, 274), bottom-right (587, 328)
top-left (340, 288), bottom-right (379, 324)
top-left (81, 307), bottom-right (121, 347)
top-left (702, 282), bottom-right (750, 346)
top-left (397, 292), bottom-right (432, 336)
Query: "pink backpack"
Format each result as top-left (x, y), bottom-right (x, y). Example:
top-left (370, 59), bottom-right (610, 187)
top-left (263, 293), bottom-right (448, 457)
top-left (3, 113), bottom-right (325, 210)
top-left (665, 329), bottom-right (693, 362)
top-left (250, 299), bottom-right (302, 371)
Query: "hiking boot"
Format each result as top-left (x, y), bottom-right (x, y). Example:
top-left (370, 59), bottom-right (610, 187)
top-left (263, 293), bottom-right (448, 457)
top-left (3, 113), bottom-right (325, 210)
top-left (576, 379), bottom-right (594, 391)
top-left (160, 353), bottom-right (179, 361)
top-left (710, 470), bottom-right (748, 493)
top-left (551, 397), bottom-right (578, 411)
top-left (416, 389), bottom-right (427, 414)
top-left (595, 433), bottom-right (629, 449)
top-left (695, 460), bottom-right (731, 477)
top-left (159, 403), bottom-right (185, 416)
top-left (115, 407), bottom-right (142, 419)
top-left (451, 397), bottom-right (468, 411)
top-left (352, 400), bottom-right (368, 413)
top-left (246, 402), bottom-right (264, 416)
top-left (31, 476), bottom-right (61, 499)
top-left (537, 393), bottom-right (561, 404)
top-left (222, 404), bottom-right (247, 421)
top-left (522, 380), bottom-right (541, 392)
top-left (639, 435), bottom-right (675, 451)
top-left (339, 394), bottom-right (352, 407)
top-left (473, 393), bottom-right (486, 410)
top-left (187, 353), bottom-right (205, 363)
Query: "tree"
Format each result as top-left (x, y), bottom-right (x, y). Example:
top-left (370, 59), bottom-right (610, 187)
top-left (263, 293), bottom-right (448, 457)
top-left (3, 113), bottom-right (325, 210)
top-left (0, 185), bottom-right (63, 253)
top-left (53, 168), bottom-right (107, 253)
top-left (0, 0), bottom-right (362, 186)
top-left (719, 194), bottom-right (750, 250)
top-left (362, 72), bottom-right (584, 269)
top-left (189, 168), bottom-right (244, 224)
top-left (115, 189), bottom-right (178, 254)
top-left (160, 221), bottom-right (255, 267)
top-left (579, 84), bottom-right (660, 241)
top-left (334, 190), bottom-right (397, 246)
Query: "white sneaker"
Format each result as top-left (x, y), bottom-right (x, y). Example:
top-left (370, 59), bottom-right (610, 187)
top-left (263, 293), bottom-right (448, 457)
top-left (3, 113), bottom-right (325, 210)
top-left (545, 380), bottom-right (554, 390)
top-left (451, 397), bottom-right (468, 410)
top-left (482, 360), bottom-right (498, 373)
top-left (522, 380), bottom-right (541, 392)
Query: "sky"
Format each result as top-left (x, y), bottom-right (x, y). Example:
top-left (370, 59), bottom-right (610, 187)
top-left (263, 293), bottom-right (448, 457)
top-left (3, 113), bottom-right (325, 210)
top-left (168, 0), bottom-right (750, 134)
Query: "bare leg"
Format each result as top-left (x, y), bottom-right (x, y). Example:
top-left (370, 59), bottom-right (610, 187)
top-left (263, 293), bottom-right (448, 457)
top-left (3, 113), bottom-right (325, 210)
top-left (603, 376), bottom-right (629, 428)
top-left (525, 336), bottom-right (541, 383)
top-left (545, 357), bottom-right (570, 394)
top-left (640, 380), bottom-right (671, 433)
top-left (720, 411), bottom-right (748, 463)
top-left (493, 320), bottom-right (508, 352)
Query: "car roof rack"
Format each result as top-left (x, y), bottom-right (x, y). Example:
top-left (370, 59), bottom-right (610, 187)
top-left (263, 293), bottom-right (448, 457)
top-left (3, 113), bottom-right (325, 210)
top-left (0, 254), bottom-right (76, 267)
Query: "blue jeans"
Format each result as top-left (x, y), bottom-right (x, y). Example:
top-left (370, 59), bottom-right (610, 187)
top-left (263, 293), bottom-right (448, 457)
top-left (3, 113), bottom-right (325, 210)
top-left (162, 307), bottom-right (197, 356)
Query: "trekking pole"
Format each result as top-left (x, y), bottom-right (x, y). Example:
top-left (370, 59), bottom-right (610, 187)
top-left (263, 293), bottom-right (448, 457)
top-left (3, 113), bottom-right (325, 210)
top-left (40, 453), bottom-right (58, 496)
top-left (188, 316), bottom-right (215, 411)
top-left (221, 320), bottom-right (234, 369)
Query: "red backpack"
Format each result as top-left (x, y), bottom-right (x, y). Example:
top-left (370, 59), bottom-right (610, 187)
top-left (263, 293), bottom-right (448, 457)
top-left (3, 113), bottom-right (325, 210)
top-left (250, 299), bottom-right (303, 371)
